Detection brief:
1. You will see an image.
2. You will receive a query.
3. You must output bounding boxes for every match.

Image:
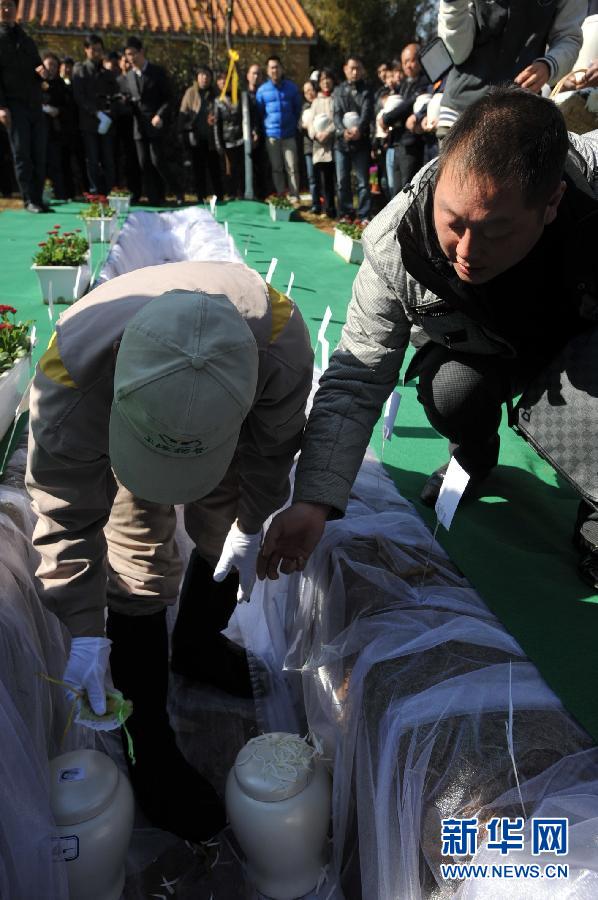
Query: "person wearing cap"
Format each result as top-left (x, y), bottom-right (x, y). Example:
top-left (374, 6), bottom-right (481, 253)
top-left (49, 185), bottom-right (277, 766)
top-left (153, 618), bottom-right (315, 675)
top-left (25, 260), bottom-right (313, 843)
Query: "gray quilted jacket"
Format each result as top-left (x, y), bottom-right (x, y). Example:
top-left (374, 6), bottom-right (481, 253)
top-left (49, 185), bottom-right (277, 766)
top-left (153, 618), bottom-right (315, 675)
top-left (293, 130), bottom-right (598, 515)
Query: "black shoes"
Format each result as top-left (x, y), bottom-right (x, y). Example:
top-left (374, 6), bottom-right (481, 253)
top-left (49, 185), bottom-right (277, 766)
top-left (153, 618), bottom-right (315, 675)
top-left (25, 201), bottom-right (54, 213)
top-left (171, 551), bottom-right (253, 699)
top-left (107, 608), bottom-right (226, 843)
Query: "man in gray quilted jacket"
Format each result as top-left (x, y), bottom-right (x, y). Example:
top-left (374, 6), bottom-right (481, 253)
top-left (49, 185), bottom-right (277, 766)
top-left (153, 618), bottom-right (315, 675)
top-left (259, 86), bottom-right (598, 589)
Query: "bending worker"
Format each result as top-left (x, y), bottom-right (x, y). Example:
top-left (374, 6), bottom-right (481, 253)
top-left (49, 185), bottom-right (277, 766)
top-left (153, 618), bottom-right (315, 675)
top-left (259, 88), bottom-right (598, 590)
top-left (26, 261), bottom-right (313, 843)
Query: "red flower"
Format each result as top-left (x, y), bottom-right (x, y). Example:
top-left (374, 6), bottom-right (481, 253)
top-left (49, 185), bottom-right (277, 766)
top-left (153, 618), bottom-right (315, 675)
top-left (38, 242), bottom-right (47, 247)
top-left (0, 304), bottom-right (17, 315)
top-left (0, 322), bottom-right (14, 330)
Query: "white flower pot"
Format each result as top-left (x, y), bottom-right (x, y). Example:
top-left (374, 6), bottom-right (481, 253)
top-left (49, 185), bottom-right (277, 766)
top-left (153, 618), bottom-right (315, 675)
top-left (268, 204), bottom-right (294, 222)
top-left (84, 216), bottom-right (118, 243)
top-left (333, 228), bottom-right (364, 264)
top-left (108, 195), bottom-right (131, 216)
top-left (0, 354), bottom-right (31, 441)
top-left (31, 261), bottom-right (91, 305)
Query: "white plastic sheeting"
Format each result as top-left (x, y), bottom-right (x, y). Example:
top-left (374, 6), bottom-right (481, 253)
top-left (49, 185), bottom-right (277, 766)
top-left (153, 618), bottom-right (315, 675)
top-left (96, 207), bottom-right (241, 284)
top-left (229, 393), bottom-right (598, 898)
top-left (0, 444), bottom-right (92, 900)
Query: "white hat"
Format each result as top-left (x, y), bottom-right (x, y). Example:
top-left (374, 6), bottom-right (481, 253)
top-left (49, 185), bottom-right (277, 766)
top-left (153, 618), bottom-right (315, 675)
top-left (109, 290), bottom-right (258, 504)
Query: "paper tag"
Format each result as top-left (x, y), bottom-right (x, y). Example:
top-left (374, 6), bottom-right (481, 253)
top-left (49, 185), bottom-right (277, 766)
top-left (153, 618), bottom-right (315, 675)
top-left (286, 271), bottom-right (295, 297)
top-left (265, 257), bottom-right (278, 284)
top-left (30, 325), bottom-right (37, 348)
top-left (210, 194), bottom-right (217, 215)
top-left (435, 456), bottom-right (470, 530)
top-left (383, 391), bottom-right (401, 441)
top-left (57, 766), bottom-right (86, 783)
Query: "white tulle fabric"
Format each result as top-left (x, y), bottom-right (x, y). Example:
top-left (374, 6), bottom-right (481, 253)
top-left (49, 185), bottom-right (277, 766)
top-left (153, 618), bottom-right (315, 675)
top-left (227, 374), bottom-right (598, 900)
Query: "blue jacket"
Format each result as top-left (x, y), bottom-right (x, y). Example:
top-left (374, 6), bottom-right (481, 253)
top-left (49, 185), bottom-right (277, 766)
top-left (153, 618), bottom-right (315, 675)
top-left (256, 78), bottom-right (301, 139)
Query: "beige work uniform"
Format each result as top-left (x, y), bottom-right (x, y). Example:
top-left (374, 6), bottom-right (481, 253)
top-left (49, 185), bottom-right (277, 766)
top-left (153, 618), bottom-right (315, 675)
top-left (26, 261), bottom-right (313, 637)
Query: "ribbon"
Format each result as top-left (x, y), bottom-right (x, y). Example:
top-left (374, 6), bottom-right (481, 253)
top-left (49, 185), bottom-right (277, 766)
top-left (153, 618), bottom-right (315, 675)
top-left (220, 48), bottom-right (240, 105)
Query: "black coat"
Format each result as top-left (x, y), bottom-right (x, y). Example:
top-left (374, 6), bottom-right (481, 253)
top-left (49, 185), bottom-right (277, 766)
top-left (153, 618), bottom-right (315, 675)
top-left (125, 62), bottom-right (173, 140)
top-left (382, 73), bottom-right (430, 147)
top-left (214, 96), bottom-right (243, 152)
top-left (42, 76), bottom-right (77, 142)
top-left (332, 79), bottom-right (373, 153)
top-left (0, 23), bottom-right (42, 109)
top-left (72, 58), bottom-right (119, 133)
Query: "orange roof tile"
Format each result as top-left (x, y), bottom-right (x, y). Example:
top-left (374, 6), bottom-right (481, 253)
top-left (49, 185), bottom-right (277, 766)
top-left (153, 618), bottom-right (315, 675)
top-left (19, 0), bottom-right (316, 41)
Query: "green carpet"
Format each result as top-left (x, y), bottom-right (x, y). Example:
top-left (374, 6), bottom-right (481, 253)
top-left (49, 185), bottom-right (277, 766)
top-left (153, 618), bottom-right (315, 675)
top-left (2, 199), bottom-right (597, 740)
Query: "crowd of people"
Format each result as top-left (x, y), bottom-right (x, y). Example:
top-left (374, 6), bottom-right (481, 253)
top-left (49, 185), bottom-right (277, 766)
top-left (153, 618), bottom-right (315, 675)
top-left (2, 0), bottom-right (598, 223)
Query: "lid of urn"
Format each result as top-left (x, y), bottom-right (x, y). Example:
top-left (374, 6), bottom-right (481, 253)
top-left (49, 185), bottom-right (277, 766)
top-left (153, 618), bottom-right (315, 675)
top-left (233, 733), bottom-right (316, 802)
top-left (49, 749), bottom-right (119, 825)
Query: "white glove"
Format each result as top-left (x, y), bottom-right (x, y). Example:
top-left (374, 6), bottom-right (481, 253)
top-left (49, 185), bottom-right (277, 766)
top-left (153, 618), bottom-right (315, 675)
top-left (63, 637), bottom-right (112, 715)
top-left (213, 522), bottom-right (262, 603)
top-left (96, 111), bottom-right (112, 135)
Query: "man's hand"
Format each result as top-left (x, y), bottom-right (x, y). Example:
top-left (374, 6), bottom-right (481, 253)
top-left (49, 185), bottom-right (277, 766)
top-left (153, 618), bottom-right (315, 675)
top-left (214, 521), bottom-right (262, 602)
top-left (315, 130), bottom-right (328, 143)
top-left (514, 60), bottom-right (550, 93)
top-left (0, 107), bottom-right (11, 129)
top-left (406, 113), bottom-right (422, 133)
top-left (63, 636), bottom-right (112, 715)
top-left (151, 114), bottom-right (163, 129)
top-left (257, 502), bottom-right (330, 581)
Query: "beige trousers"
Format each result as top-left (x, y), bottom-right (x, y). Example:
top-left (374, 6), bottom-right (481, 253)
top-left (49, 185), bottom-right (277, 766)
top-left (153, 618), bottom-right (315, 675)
top-left (266, 137), bottom-right (300, 198)
top-left (105, 462), bottom-right (239, 616)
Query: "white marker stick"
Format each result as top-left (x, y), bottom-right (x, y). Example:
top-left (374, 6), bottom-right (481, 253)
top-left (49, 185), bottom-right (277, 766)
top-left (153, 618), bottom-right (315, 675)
top-left (265, 257), bottom-right (278, 284)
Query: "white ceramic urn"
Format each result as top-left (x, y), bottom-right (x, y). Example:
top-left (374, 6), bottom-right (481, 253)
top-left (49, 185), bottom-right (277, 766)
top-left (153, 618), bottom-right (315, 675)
top-left (49, 749), bottom-right (134, 900)
top-left (226, 732), bottom-right (331, 900)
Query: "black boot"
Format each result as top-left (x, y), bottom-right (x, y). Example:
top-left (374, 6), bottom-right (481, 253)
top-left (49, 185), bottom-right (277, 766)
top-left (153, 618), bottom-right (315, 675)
top-left (106, 607), bottom-right (226, 842)
top-left (171, 550), bottom-right (253, 698)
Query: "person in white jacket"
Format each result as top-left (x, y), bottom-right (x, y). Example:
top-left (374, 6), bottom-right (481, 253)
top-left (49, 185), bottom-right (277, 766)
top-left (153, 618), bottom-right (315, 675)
top-left (436, 0), bottom-right (586, 133)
